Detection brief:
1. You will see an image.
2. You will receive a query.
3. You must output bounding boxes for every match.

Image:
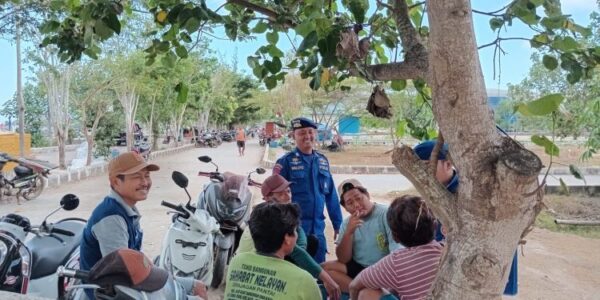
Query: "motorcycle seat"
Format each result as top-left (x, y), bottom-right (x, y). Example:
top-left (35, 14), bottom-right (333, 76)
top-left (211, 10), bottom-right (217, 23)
top-left (26, 219), bottom-right (86, 279)
top-left (14, 165), bottom-right (33, 177)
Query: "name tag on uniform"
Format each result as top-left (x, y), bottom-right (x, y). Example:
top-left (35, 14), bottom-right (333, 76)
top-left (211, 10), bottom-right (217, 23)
top-left (291, 165), bottom-right (304, 171)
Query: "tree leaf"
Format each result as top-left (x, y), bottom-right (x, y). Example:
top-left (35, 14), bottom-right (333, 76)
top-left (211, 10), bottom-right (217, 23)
top-left (395, 120), bottom-right (406, 137)
top-left (391, 79), bottom-right (407, 91)
top-left (104, 13), bottom-right (121, 34)
top-left (526, 93), bottom-right (564, 116)
top-left (559, 178), bottom-right (569, 195)
top-left (184, 17), bottom-right (201, 33)
top-left (175, 45), bottom-right (188, 58)
top-left (569, 164), bottom-right (586, 183)
top-left (287, 59), bottom-right (298, 68)
top-left (94, 20), bottom-right (113, 39)
top-left (531, 135), bottom-right (560, 156)
top-left (542, 55), bottom-right (558, 70)
top-left (489, 17), bottom-right (504, 31)
top-left (252, 21), bottom-right (269, 33)
top-left (266, 31), bottom-right (279, 44)
top-left (264, 76), bottom-right (277, 90)
top-left (40, 20), bottom-right (61, 34)
top-left (298, 31), bottom-right (318, 52)
top-left (161, 51), bottom-right (177, 68)
top-left (175, 82), bottom-right (189, 104)
top-left (552, 36), bottom-right (579, 52)
top-left (343, 0), bottom-right (369, 24)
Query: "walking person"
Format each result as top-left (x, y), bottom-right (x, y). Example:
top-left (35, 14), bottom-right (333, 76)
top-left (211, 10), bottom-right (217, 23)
top-left (235, 126), bottom-right (246, 156)
top-left (273, 117), bottom-right (343, 263)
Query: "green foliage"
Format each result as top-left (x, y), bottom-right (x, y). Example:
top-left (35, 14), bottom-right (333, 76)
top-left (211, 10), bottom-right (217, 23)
top-left (536, 210), bottom-right (600, 239)
top-left (94, 108), bottom-right (123, 158)
top-left (0, 83), bottom-right (49, 147)
top-left (531, 134), bottom-right (559, 156)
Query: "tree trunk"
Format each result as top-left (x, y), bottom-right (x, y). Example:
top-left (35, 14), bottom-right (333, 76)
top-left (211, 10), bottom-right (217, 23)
top-left (15, 11), bottom-right (25, 157)
top-left (56, 129), bottom-right (66, 169)
top-left (116, 86), bottom-right (139, 151)
top-left (387, 1), bottom-right (545, 298)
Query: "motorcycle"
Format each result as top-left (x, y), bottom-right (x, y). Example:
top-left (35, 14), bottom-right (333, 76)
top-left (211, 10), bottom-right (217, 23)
top-left (156, 171), bottom-right (220, 284)
top-left (194, 133), bottom-right (218, 148)
top-left (132, 135), bottom-right (151, 161)
top-left (0, 152), bottom-right (56, 203)
top-left (195, 155), bottom-right (264, 288)
top-left (57, 261), bottom-right (198, 300)
top-left (0, 194), bottom-right (86, 298)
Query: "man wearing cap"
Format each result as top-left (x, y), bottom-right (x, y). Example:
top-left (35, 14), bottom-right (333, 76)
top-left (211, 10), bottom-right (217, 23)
top-left (413, 140), bottom-right (518, 295)
top-left (236, 174), bottom-right (341, 300)
top-left (273, 117), bottom-right (343, 263)
top-left (79, 152), bottom-right (206, 299)
top-left (322, 179), bottom-right (399, 294)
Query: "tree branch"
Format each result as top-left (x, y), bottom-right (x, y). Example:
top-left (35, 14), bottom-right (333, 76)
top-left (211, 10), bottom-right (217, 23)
top-left (227, 0), bottom-right (295, 28)
top-left (353, 61), bottom-right (426, 81)
top-left (478, 37), bottom-right (530, 49)
top-left (392, 145), bottom-right (457, 228)
top-left (392, 0), bottom-right (428, 71)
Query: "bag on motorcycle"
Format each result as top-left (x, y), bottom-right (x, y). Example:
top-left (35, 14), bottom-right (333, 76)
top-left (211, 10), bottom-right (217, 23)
top-left (88, 249), bottom-right (168, 292)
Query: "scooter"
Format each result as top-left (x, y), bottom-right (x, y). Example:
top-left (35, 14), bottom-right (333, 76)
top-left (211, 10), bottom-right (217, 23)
top-left (57, 260), bottom-right (199, 300)
top-left (132, 135), bottom-right (151, 160)
top-left (195, 155), bottom-right (264, 288)
top-left (0, 194), bottom-right (86, 298)
top-left (0, 152), bottom-right (56, 203)
top-left (156, 171), bottom-right (220, 284)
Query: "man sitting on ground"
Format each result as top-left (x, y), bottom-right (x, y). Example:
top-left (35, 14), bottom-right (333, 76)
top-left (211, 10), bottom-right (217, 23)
top-left (349, 195), bottom-right (444, 300)
top-left (225, 202), bottom-right (321, 299)
top-left (321, 179), bottom-right (399, 294)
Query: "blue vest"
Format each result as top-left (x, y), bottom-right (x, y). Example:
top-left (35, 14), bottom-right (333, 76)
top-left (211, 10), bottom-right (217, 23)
top-left (80, 196), bottom-right (143, 272)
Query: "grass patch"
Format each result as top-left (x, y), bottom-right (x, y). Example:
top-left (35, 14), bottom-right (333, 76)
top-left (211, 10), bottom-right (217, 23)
top-left (535, 210), bottom-right (600, 239)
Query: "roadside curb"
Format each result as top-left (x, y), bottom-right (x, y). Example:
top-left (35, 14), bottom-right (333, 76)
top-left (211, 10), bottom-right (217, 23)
top-left (261, 145), bottom-right (600, 175)
top-left (260, 147), bottom-right (599, 195)
top-left (44, 144), bottom-right (195, 189)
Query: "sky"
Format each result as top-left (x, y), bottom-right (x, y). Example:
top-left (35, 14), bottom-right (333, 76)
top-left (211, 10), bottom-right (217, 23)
top-left (0, 0), bottom-right (597, 111)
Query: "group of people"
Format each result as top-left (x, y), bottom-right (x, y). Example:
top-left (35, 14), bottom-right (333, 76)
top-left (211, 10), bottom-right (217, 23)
top-left (77, 116), bottom-right (515, 300)
top-left (223, 117), bottom-right (455, 300)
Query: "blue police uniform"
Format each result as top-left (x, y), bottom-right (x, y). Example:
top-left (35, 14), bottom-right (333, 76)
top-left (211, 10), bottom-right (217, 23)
top-left (414, 140), bottom-right (518, 295)
top-left (274, 117), bottom-right (343, 263)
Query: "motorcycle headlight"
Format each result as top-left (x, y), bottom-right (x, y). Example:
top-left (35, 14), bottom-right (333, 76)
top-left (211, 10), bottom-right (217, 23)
top-left (0, 240), bottom-right (8, 264)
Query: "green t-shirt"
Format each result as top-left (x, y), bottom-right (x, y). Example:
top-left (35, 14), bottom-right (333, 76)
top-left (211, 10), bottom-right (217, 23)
top-left (224, 252), bottom-right (321, 300)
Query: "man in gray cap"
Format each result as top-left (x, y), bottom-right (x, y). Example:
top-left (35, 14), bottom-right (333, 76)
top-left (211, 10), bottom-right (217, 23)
top-left (273, 117), bottom-right (343, 263)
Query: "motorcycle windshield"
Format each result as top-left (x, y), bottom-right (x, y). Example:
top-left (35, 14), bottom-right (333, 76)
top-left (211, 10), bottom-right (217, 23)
top-left (222, 172), bottom-right (251, 205)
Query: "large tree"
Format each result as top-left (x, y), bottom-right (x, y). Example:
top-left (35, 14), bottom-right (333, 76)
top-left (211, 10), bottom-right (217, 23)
top-left (36, 0), bottom-right (600, 298)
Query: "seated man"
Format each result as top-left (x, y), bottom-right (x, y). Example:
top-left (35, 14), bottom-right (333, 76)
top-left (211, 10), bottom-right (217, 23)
top-left (236, 174), bottom-right (340, 299)
top-left (349, 195), bottom-right (444, 300)
top-left (224, 202), bottom-right (321, 300)
top-left (322, 179), bottom-right (399, 293)
top-left (79, 152), bottom-right (206, 299)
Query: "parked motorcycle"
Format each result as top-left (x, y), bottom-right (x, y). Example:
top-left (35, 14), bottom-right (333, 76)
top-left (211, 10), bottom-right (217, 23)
top-left (194, 133), bottom-right (218, 148)
top-left (132, 136), bottom-right (152, 160)
top-left (0, 194), bottom-right (86, 298)
top-left (57, 259), bottom-right (198, 300)
top-left (0, 152), bottom-right (55, 203)
top-left (195, 155), bottom-right (265, 288)
top-left (156, 171), bottom-right (219, 284)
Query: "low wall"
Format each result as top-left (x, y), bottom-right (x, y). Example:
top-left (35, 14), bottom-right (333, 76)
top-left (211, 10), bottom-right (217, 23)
top-left (44, 144), bottom-right (195, 189)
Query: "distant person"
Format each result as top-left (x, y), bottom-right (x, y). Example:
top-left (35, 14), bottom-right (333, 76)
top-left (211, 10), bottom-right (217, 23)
top-left (224, 202), bottom-right (322, 300)
top-left (236, 127), bottom-right (246, 156)
top-left (273, 117), bottom-right (343, 263)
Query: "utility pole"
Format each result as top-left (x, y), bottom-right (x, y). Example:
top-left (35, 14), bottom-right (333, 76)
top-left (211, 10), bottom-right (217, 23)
top-left (16, 6), bottom-right (25, 157)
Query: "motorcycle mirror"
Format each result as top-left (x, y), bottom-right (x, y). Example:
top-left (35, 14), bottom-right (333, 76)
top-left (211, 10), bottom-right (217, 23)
top-left (172, 171), bottom-right (189, 189)
top-left (198, 156), bottom-right (212, 163)
top-left (256, 168), bottom-right (266, 174)
top-left (60, 194), bottom-right (80, 211)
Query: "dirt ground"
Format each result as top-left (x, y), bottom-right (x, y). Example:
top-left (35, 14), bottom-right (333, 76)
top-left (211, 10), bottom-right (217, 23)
top-left (325, 144), bottom-right (600, 167)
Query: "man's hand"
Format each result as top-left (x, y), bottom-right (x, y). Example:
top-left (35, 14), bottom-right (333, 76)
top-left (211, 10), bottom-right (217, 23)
top-left (192, 280), bottom-right (208, 299)
top-left (333, 229), bottom-right (339, 241)
top-left (347, 211), bottom-right (364, 234)
top-left (319, 270), bottom-right (341, 300)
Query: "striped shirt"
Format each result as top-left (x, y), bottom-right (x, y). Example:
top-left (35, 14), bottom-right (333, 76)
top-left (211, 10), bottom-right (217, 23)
top-left (356, 241), bottom-right (443, 300)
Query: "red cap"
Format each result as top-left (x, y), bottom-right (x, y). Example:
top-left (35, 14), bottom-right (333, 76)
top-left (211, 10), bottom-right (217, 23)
top-left (261, 174), bottom-right (292, 199)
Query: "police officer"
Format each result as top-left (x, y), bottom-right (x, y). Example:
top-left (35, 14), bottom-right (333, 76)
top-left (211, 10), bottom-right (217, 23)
top-left (273, 117), bottom-right (343, 263)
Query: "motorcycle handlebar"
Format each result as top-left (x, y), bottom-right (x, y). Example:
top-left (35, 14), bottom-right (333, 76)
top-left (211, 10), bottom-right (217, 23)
top-left (51, 227), bottom-right (75, 236)
top-left (161, 201), bottom-right (190, 219)
top-left (198, 171), bottom-right (224, 182)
